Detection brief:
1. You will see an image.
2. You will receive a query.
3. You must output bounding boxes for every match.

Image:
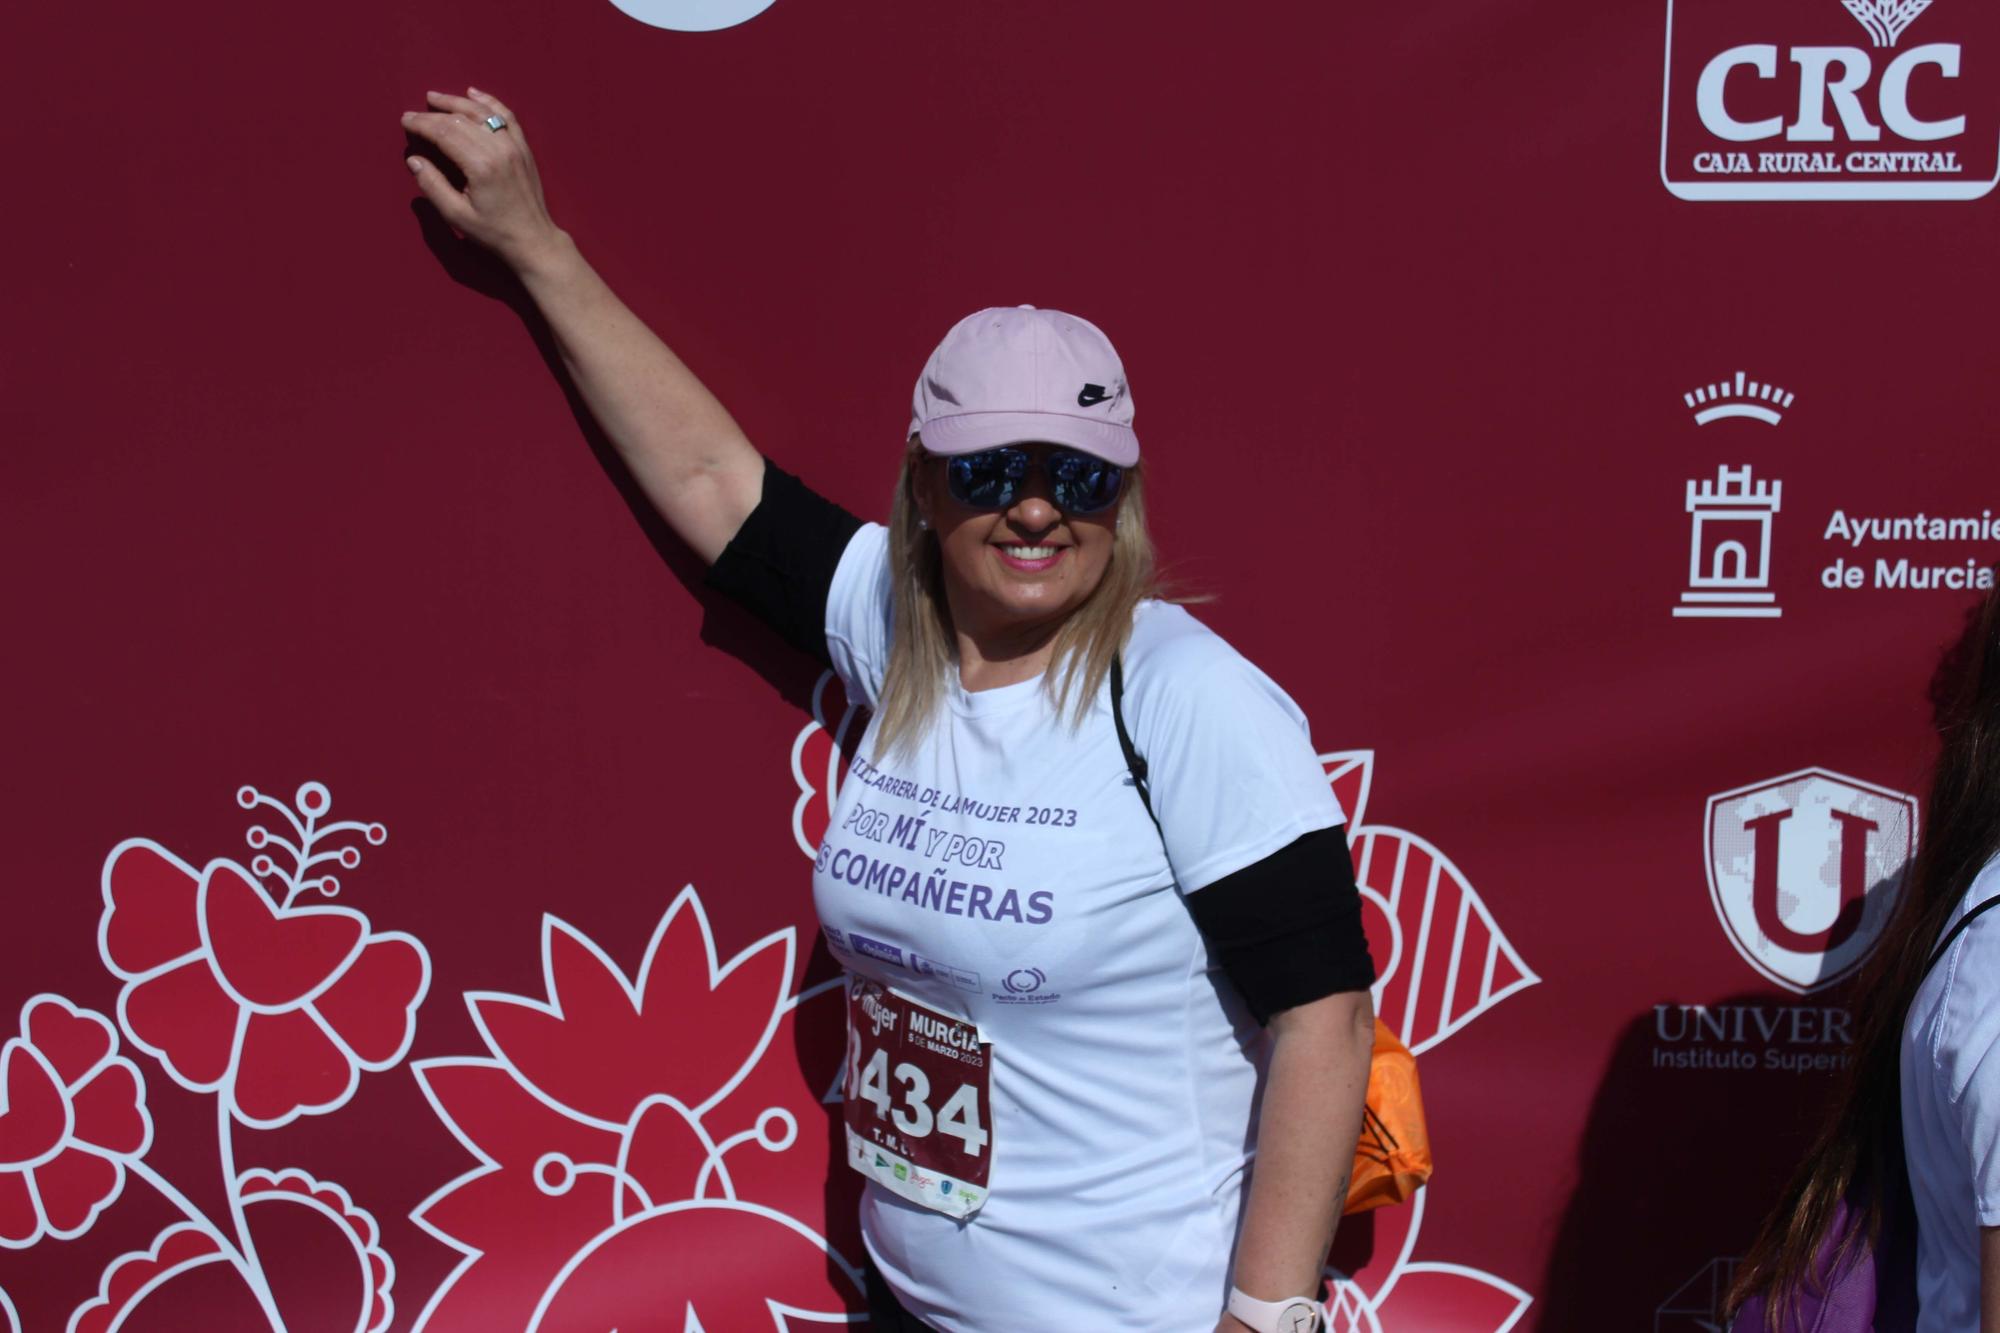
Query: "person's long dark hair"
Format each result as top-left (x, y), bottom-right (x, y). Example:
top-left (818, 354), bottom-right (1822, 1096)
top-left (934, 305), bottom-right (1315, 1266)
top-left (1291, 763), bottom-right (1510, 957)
top-left (1728, 579), bottom-right (2000, 1322)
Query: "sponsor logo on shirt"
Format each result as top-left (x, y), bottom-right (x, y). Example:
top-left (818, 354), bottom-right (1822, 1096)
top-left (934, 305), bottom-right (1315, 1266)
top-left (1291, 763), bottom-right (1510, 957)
top-left (821, 925), bottom-right (848, 951)
top-left (992, 966), bottom-right (1061, 1006)
top-left (848, 932), bottom-right (905, 967)
top-left (910, 953), bottom-right (981, 991)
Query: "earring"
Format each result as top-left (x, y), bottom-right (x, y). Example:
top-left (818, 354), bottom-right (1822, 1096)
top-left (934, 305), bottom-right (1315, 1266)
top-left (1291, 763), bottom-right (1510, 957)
top-left (918, 517), bottom-right (931, 531)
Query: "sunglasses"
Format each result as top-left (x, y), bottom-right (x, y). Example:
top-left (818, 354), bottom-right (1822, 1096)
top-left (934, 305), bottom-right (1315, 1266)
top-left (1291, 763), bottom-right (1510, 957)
top-left (939, 446), bottom-right (1125, 516)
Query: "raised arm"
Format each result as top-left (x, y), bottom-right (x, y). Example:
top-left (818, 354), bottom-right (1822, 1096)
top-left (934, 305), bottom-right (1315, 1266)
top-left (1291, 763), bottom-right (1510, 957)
top-left (399, 87), bottom-right (762, 564)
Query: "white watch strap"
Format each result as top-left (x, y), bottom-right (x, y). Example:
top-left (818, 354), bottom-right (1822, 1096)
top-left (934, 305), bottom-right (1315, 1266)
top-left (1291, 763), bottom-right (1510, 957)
top-left (1227, 1285), bottom-right (1324, 1333)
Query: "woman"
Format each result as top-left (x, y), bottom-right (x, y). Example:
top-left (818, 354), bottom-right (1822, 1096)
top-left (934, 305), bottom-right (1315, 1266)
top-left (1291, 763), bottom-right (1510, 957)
top-left (1728, 582), bottom-right (2000, 1331)
top-left (398, 86), bottom-right (1377, 1332)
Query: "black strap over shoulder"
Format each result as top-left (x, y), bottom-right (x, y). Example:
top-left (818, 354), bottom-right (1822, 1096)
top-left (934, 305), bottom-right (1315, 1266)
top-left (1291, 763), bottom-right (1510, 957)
top-left (1925, 895), bottom-right (2000, 976)
top-left (1108, 652), bottom-right (1159, 833)
top-left (1108, 649), bottom-right (1376, 1024)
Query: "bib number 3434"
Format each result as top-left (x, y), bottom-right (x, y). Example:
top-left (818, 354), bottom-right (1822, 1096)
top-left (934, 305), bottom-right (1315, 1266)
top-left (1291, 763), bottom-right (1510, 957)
top-left (842, 976), bottom-right (992, 1218)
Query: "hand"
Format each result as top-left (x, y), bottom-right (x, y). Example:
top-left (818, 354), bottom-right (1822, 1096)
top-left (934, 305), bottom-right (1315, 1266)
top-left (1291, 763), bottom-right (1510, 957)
top-left (400, 87), bottom-right (566, 272)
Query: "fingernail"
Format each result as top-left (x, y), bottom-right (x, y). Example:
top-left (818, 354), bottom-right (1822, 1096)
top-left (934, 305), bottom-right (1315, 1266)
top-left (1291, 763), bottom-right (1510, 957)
top-left (400, 111), bottom-right (414, 121)
top-left (468, 84), bottom-right (484, 94)
top-left (406, 156), bottom-right (423, 173)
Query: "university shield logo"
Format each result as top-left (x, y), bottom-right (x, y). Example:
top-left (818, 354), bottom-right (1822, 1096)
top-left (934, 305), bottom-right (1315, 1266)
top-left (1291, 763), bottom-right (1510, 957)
top-left (1705, 768), bottom-right (1918, 993)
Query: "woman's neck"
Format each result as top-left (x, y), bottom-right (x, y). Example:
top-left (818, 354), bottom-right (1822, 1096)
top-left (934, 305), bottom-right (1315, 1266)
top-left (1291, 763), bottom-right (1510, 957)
top-left (952, 616), bottom-right (1063, 693)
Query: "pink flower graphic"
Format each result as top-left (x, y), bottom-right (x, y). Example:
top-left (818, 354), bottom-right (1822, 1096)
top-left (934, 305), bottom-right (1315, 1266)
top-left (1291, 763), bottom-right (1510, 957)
top-left (99, 792), bottom-right (429, 1128)
top-left (0, 997), bottom-right (150, 1249)
top-left (411, 886), bottom-right (860, 1331)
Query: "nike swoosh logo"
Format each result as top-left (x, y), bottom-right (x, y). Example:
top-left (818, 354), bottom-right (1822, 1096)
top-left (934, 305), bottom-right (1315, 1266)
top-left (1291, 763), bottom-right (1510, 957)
top-left (1077, 384), bottom-right (1111, 407)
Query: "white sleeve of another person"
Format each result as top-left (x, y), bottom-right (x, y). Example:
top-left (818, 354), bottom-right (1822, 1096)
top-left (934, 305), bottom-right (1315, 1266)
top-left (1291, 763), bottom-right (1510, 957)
top-left (1937, 908), bottom-right (2000, 1226)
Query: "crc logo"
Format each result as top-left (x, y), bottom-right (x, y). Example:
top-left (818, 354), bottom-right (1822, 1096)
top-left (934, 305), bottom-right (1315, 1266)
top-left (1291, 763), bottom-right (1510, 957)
top-left (1706, 768), bottom-right (1918, 993)
top-left (1662, 0), bottom-right (2000, 199)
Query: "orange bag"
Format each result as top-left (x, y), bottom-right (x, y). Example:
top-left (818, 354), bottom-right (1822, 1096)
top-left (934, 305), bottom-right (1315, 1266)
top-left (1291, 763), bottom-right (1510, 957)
top-left (1343, 1017), bottom-right (1433, 1215)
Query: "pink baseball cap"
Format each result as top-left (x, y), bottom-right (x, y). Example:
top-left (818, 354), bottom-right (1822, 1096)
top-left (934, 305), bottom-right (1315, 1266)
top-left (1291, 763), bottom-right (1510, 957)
top-left (908, 305), bottom-right (1139, 467)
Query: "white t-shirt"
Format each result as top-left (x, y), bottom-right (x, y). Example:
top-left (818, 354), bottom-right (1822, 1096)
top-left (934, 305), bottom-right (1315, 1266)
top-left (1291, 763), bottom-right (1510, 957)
top-left (814, 523), bottom-right (1345, 1331)
top-left (1901, 852), bottom-right (2000, 1332)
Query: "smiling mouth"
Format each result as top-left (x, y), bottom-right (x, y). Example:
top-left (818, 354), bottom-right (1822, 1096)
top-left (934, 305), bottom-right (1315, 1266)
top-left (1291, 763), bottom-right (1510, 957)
top-left (993, 544), bottom-right (1066, 572)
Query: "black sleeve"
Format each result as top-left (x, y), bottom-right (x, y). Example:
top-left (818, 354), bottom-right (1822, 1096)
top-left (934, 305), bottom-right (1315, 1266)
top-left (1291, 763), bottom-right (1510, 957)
top-left (1183, 825), bottom-right (1376, 1026)
top-left (702, 459), bottom-right (865, 669)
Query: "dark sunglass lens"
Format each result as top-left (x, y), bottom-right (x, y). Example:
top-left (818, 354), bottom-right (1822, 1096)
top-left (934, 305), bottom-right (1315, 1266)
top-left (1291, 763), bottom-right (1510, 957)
top-left (1049, 452), bottom-right (1123, 514)
top-left (946, 450), bottom-right (1027, 509)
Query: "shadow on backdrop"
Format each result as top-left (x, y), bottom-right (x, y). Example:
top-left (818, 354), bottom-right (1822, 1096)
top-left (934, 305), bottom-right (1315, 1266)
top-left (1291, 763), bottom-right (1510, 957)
top-left (1538, 986), bottom-right (1853, 1330)
top-left (407, 192), bottom-right (823, 717)
top-left (410, 191), bottom-right (871, 1310)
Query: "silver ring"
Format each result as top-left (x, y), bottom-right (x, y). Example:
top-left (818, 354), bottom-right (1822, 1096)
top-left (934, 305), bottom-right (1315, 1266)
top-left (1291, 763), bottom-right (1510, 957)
top-left (483, 114), bottom-right (508, 132)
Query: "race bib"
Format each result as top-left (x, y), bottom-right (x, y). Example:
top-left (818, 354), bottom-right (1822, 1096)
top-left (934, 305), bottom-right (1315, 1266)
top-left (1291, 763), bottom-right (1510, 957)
top-left (842, 975), bottom-right (992, 1218)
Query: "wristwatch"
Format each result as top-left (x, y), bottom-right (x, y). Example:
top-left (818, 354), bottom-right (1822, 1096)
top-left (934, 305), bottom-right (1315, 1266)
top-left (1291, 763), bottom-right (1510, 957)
top-left (1227, 1286), bottom-right (1325, 1333)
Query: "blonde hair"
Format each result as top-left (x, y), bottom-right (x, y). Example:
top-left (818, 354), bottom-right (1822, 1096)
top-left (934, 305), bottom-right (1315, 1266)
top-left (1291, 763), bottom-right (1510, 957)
top-left (874, 435), bottom-right (1168, 759)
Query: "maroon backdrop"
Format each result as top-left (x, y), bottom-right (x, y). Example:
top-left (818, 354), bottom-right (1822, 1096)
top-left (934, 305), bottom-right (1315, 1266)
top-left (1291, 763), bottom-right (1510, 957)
top-left (6, 0), bottom-right (1999, 1328)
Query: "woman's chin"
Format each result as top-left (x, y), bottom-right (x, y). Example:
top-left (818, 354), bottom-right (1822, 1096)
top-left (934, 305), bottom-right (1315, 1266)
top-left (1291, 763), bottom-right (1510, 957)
top-left (971, 587), bottom-right (1081, 638)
